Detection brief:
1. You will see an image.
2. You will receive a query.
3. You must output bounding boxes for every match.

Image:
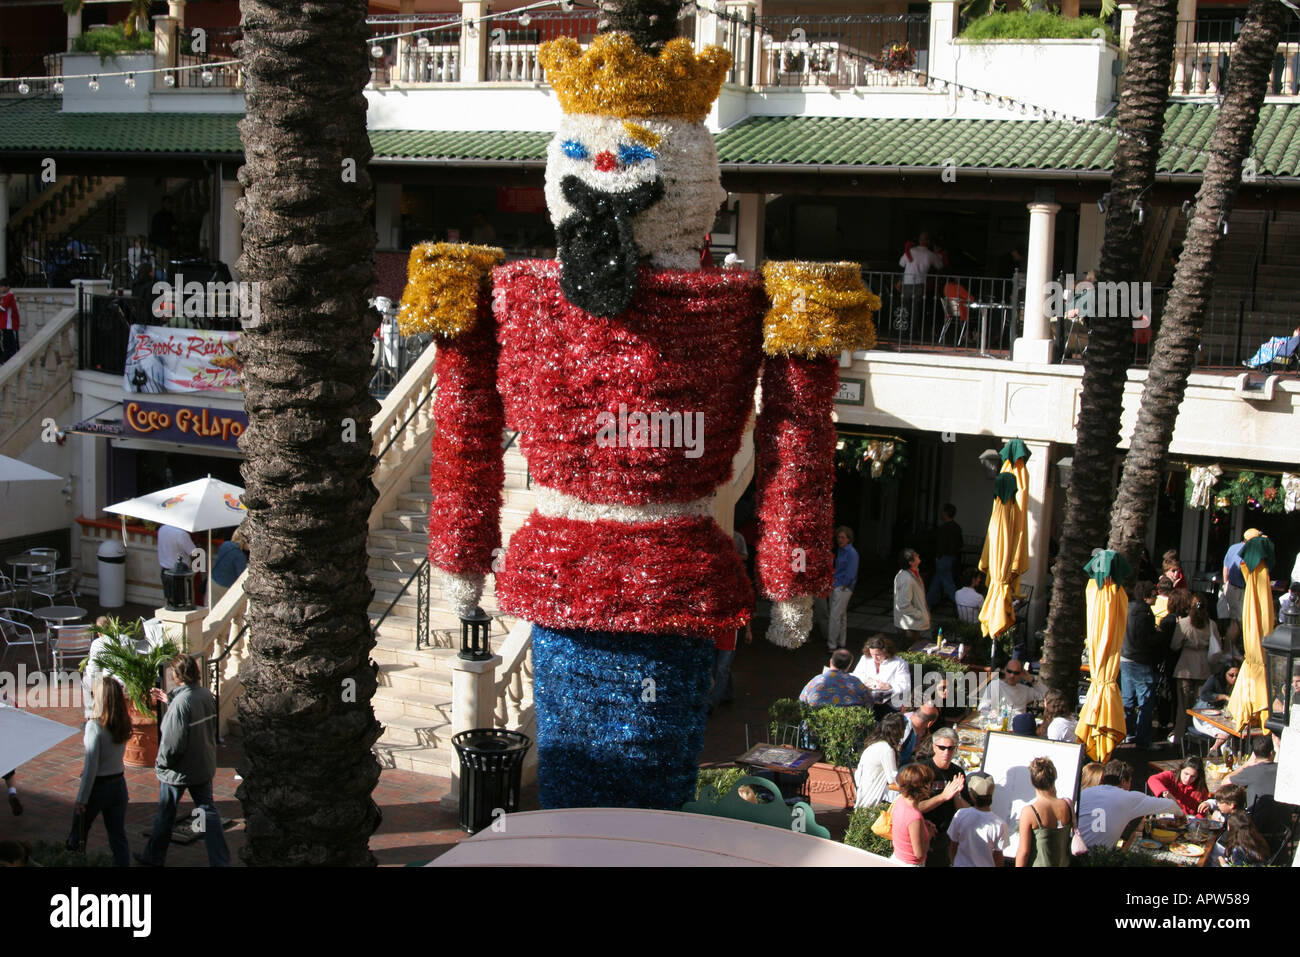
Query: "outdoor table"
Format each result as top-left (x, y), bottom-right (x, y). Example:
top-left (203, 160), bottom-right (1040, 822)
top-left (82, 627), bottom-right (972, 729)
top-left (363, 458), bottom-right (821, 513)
top-left (428, 807), bottom-right (901, 866)
top-left (967, 302), bottom-right (1015, 357)
top-left (5, 554), bottom-right (53, 608)
top-left (735, 743), bottom-right (821, 776)
top-left (1186, 707), bottom-right (1258, 752)
top-left (32, 606), bottom-right (87, 625)
top-left (1117, 815), bottom-right (1216, 867)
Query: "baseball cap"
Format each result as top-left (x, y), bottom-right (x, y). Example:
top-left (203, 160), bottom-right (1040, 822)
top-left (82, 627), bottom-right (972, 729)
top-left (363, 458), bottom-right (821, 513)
top-left (966, 772), bottom-right (995, 800)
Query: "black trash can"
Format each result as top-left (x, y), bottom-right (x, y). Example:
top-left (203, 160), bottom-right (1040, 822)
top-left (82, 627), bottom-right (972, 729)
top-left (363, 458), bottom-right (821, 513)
top-left (452, 728), bottom-right (532, 834)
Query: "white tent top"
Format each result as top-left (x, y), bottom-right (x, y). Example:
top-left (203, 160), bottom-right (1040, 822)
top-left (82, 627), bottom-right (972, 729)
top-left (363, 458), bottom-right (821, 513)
top-left (428, 808), bottom-right (900, 867)
top-left (0, 455), bottom-right (61, 483)
top-left (105, 476), bottom-right (246, 533)
top-left (0, 706), bottom-right (79, 774)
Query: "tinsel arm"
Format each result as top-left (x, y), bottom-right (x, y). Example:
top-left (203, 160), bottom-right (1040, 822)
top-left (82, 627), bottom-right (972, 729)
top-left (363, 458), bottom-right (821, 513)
top-left (754, 354), bottom-right (838, 648)
top-left (395, 245), bottom-right (506, 614)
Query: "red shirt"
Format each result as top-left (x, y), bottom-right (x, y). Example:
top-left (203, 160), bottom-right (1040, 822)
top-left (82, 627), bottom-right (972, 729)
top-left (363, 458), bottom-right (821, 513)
top-left (0, 291), bottom-right (19, 332)
top-left (1146, 770), bottom-right (1209, 816)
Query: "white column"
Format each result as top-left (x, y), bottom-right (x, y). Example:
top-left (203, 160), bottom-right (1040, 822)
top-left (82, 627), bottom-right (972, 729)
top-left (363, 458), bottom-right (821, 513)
top-left (1076, 200), bottom-right (1103, 276)
top-left (1013, 201), bottom-right (1059, 364)
top-left (0, 173), bottom-right (9, 280)
top-left (736, 192), bottom-right (765, 269)
top-left (928, 0), bottom-right (959, 84)
top-left (1020, 438), bottom-right (1056, 645)
top-left (168, 0), bottom-right (186, 30)
top-left (396, 0), bottom-right (416, 84)
top-left (1118, 3), bottom-right (1138, 59)
top-left (219, 179), bottom-right (243, 280)
top-left (445, 653), bottom-right (503, 810)
top-left (696, 2), bottom-right (720, 50)
top-left (460, 0), bottom-right (490, 84)
top-left (153, 15), bottom-right (178, 74)
top-left (375, 183), bottom-right (402, 251)
top-left (67, 8), bottom-right (82, 52)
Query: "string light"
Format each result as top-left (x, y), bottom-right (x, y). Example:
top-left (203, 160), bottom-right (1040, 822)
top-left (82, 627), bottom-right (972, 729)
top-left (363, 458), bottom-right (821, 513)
top-left (371, 44), bottom-right (384, 58)
top-left (164, 71), bottom-right (176, 87)
top-left (124, 73), bottom-right (136, 89)
top-left (201, 69), bottom-right (214, 85)
top-left (88, 76), bottom-right (99, 91)
top-left (17, 81), bottom-right (29, 95)
top-left (518, 12), bottom-right (532, 27)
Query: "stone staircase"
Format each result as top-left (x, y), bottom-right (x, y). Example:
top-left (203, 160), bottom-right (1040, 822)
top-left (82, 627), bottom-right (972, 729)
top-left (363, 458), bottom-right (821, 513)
top-left (368, 439), bottom-right (536, 777)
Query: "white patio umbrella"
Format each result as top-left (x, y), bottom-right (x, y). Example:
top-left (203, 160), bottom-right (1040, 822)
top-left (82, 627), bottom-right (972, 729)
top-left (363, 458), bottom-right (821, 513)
top-left (0, 455), bottom-right (62, 483)
top-left (0, 706), bottom-right (79, 775)
top-left (105, 475), bottom-right (247, 608)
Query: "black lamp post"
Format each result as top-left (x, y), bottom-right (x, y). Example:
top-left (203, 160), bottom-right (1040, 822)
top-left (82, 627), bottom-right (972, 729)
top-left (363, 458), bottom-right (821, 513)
top-left (163, 556), bottom-right (195, 611)
top-left (459, 607), bottom-right (493, 661)
top-left (1263, 609), bottom-right (1300, 735)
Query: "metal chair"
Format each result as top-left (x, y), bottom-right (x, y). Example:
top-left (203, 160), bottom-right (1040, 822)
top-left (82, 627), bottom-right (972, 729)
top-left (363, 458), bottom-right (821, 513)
top-left (30, 567), bottom-right (80, 606)
top-left (1181, 729), bottom-right (1213, 759)
top-left (0, 608), bottom-right (49, 671)
top-left (50, 623), bottom-right (94, 671)
top-left (938, 297), bottom-right (970, 348)
top-left (956, 602), bottom-right (980, 623)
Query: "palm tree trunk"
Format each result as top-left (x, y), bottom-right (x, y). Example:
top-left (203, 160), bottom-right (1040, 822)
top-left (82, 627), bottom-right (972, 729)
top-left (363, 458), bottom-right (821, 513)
top-left (1039, 0), bottom-right (1178, 693)
top-left (234, 0), bottom-right (383, 866)
top-left (597, 0), bottom-right (681, 52)
top-left (1108, 0), bottom-right (1286, 560)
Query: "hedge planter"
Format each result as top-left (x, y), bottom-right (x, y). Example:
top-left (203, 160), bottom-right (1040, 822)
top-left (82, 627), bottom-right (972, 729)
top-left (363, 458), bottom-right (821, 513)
top-left (804, 760), bottom-right (856, 809)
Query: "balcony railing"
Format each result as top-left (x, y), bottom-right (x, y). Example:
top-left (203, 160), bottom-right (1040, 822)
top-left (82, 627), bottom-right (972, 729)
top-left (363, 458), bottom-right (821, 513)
top-left (755, 14), bottom-right (930, 88)
top-left (863, 271), bottom-right (1021, 356)
top-left (1171, 18), bottom-right (1300, 96)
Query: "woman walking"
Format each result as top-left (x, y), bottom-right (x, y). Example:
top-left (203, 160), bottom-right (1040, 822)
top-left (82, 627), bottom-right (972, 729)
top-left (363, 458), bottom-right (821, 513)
top-left (1171, 594), bottom-right (1218, 743)
top-left (75, 677), bottom-right (132, 866)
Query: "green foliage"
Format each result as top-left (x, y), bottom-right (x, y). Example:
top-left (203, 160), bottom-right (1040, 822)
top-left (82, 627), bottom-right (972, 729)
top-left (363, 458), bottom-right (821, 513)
top-left (804, 705), bottom-right (875, 768)
top-left (960, 10), bottom-right (1117, 45)
top-left (844, 804), bottom-right (894, 857)
top-left (89, 620), bottom-right (179, 721)
top-left (27, 840), bottom-right (113, 867)
top-left (1186, 469), bottom-right (1288, 515)
top-left (695, 766), bottom-right (748, 803)
top-left (71, 23), bottom-right (155, 60)
top-left (899, 650), bottom-right (968, 676)
top-left (768, 697), bottom-right (804, 740)
top-left (1074, 846), bottom-right (1176, 867)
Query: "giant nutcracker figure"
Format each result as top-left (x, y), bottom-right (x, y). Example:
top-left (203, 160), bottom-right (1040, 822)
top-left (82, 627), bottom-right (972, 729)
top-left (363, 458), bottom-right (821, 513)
top-left (397, 9), bottom-right (877, 810)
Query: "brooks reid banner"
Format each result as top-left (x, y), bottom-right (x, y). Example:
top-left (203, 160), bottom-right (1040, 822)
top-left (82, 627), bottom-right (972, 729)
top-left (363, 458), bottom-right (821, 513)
top-left (122, 399), bottom-right (248, 450)
top-left (123, 324), bottom-right (242, 394)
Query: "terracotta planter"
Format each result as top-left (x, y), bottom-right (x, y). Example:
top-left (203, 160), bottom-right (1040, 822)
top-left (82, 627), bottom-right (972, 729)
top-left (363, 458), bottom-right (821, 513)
top-left (123, 700), bottom-right (159, 768)
top-left (804, 761), bottom-right (856, 809)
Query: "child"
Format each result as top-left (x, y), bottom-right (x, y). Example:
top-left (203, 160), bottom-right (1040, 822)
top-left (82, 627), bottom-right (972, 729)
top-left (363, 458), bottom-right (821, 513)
top-left (947, 771), bottom-right (1008, 867)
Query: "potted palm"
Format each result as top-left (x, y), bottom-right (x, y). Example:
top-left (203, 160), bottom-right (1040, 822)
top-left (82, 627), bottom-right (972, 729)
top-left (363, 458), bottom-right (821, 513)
top-left (89, 617), bottom-right (179, 768)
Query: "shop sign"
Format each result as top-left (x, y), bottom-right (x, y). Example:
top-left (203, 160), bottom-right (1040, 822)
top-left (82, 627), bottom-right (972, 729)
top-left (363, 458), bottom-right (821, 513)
top-left (834, 378), bottom-right (865, 406)
top-left (122, 399), bottom-right (248, 451)
top-left (123, 324), bottom-right (242, 394)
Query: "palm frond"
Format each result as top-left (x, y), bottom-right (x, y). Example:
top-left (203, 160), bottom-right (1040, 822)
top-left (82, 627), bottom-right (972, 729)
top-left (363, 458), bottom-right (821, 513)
top-left (91, 638), bottom-right (180, 721)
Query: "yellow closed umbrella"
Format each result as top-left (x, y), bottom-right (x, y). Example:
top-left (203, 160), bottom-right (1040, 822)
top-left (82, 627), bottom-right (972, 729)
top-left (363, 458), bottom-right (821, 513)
top-left (998, 439), bottom-right (1032, 599)
top-left (1226, 532), bottom-right (1275, 731)
top-left (978, 473), bottom-right (1025, 646)
top-left (1075, 550), bottom-right (1132, 764)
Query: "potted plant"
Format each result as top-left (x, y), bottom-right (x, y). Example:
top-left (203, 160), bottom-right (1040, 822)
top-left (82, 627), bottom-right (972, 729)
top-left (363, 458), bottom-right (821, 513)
top-left (768, 699), bottom-right (874, 809)
top-left (88, 617), bottom-right (179, 768)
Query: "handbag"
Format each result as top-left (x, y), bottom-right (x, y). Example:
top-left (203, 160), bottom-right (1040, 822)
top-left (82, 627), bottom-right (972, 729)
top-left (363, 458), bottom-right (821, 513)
top-left (871, 803), bottom-right (893, 839)
top-left (1068, 800), bottom-right (1088, 856)
top-left (65, 808), bottom-right (86, 853)
top-left (1216, 587), bottom-right (1231, 620)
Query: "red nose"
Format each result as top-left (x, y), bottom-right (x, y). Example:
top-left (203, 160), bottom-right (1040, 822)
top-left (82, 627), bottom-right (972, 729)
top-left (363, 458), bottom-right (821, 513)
top-left (593, 151), bottom-right (617, 172)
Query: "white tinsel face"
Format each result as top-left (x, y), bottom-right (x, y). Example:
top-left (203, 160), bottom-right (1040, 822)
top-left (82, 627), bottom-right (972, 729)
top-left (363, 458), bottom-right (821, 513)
top-left (545, 113), bottom-right (725, 271)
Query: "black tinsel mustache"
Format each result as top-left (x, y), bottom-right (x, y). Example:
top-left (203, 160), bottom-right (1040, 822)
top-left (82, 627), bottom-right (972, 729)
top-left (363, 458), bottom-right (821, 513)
top-left (556, 174), bottom-right (664, 319)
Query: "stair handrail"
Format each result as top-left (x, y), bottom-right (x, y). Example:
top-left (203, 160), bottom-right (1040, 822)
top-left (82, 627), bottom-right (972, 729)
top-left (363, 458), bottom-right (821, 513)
top-left (492, 617), bottom-right (536, 744)
top-left (0, 298), bottom-right (79, 458)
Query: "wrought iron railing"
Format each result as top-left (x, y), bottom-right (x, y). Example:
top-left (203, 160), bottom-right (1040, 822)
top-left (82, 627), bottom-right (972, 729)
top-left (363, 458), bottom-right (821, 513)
top-left (755, 13), bottom-right (930, 88)
top-left (862, 270), bottom-right (1019, 355)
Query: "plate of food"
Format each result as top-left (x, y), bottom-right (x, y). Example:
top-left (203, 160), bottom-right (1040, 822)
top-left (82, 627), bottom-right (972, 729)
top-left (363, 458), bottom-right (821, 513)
top-left (1136, 838), bottom-right (1163, 852)
top-left (1200, 708), bottom-right (1222, 716)
top-left (1150, 827), bottom-right (1180, 844)
top-left (1170, 842), bottom-right (1205, 858)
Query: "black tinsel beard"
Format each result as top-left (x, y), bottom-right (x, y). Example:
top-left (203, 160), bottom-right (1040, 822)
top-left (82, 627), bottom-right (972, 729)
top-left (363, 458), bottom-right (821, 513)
top-left (556, 174), bottom-right (664, 318)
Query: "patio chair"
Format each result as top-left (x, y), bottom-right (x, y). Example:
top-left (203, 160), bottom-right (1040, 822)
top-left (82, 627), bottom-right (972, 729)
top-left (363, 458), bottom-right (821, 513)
top-left (938, 296), bottom-right (970, 348)
top-left (50, 623), bottom-right (94, 671)
top-left (956, 602), bottom-right (980, 624)
top-left (0, 607), bottom-right (49, 671)
top-left (30, 567), bottom-right (80, 607)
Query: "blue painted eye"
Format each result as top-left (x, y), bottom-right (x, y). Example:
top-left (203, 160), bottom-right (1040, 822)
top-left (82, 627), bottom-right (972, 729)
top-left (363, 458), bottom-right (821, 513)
top-left (617, 142), bottom-right (656, 165)
top-left (561, 139), bottom-right (588, 160)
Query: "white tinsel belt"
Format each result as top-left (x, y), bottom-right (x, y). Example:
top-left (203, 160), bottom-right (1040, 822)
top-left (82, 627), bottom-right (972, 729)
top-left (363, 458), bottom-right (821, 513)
top-left (535, 485), bottom-right (715, 524)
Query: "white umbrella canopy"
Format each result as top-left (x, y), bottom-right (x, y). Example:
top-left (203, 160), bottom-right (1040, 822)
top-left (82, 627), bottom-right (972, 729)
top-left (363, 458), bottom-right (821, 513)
top-left (0, 454), bottom-right (62, 483)
top-left (0, 706), bottom-right (79, 773)
top-left (105, 476), bottom-right (246, 533)
top-left (106, 476), bottom-right (247, 608)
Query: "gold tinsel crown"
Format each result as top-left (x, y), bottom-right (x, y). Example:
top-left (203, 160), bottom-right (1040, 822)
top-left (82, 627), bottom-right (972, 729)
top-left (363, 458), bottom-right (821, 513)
top-left (539, 34), bottom-right (732, 124)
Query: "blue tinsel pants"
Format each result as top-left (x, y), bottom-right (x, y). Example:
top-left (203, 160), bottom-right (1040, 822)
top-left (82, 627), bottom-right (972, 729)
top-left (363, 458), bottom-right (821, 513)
top-left (531, 624), bottom-right (714, 810)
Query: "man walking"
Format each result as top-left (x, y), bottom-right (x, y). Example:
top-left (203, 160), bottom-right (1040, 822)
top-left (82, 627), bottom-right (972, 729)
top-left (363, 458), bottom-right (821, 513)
top-left (828, 526), bottom-right (859, 652)
top-left (927, 504), bottom-right (962, 610)
top-left (1120, 581), bottom-right (1167, 750)
top-left (136, 654), bottom-right (230, 866)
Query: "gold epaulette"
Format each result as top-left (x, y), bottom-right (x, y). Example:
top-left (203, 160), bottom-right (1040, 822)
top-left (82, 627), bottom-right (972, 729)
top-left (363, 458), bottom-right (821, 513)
top-left (397, 243), bottom-right (505, 338)
top-left (760, 261), bottom-right (879, 357)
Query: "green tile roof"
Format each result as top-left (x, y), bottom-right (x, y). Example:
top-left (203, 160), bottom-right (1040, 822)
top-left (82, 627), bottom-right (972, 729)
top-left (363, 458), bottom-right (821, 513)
top-left (713, 103), bottom-right (1300, 178)
top-left (368, 129), bottom-right (551, 162)
top-left (0, 98), bottom-right (243, 154)
top-left (3, 97), bottom-right (1300, 179)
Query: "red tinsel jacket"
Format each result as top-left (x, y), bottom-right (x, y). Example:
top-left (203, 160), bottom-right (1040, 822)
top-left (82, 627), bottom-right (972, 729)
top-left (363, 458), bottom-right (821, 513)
top-left (399, 248), bottom-right (876, 649)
